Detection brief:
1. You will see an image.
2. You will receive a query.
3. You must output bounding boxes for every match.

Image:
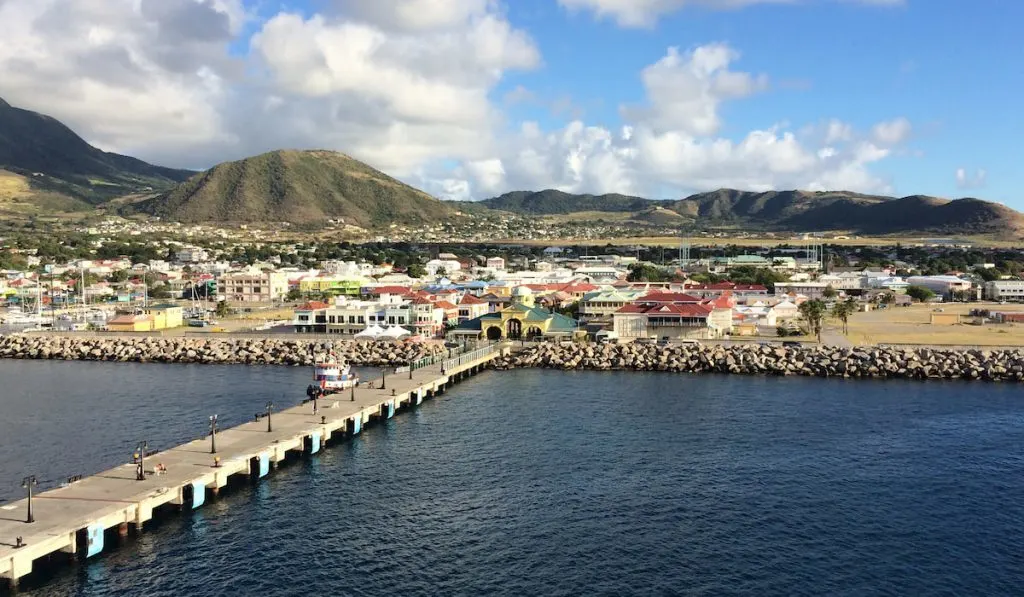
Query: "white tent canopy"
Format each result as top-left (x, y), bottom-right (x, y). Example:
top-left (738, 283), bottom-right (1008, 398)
top-left (355, 324), bottom-right (385, 339)
top-left (379, 326), bottom-right (411, 339)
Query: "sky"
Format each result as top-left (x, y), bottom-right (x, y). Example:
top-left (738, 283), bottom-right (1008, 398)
top-left (0, 0), bottom-right (1019, 206)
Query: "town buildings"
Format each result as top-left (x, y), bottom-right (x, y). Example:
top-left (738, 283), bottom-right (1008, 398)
top-left (218, 271), bottom-right (289, 303)
top-left (984, 280), bottom-right (1024, 302)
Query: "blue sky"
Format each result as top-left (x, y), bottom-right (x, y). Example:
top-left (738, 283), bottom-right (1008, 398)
top-left (484, 0), bottom-right (1020, 204)
top-left (0, 0), bottom-right (1019, 206)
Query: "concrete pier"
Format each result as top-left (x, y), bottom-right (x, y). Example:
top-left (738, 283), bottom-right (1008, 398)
top-left (0, 344), bottom-right (508, 590)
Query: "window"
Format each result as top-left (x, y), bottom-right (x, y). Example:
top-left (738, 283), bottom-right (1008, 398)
top-left (358, 316), bottom-right (365, 324)
top-left (329, 316), bottom-right (336, 323)
top-left (349, 316), bottom-right (356, 324)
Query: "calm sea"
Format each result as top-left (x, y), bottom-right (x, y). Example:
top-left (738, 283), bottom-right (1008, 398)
top-left (1, 360), bottom-right (1023, 596)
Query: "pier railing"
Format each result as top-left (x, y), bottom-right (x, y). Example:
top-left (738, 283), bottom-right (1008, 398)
top-left (441, 343), bottom-right (502, 372)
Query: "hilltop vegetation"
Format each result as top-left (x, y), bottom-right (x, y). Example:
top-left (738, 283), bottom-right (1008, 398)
top-left (127, 150), bottom-right (455, 228)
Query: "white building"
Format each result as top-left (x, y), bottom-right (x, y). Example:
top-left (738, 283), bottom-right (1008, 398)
top-left (175, 247), bottom-right (208, 263)
top-left (485, 257), bottom-right (506, 270)
top-left (426, 259), bottom-right (462, 276)
top-left (906, 275), bottom-right (973, 296)
top-left (984, 280), bottom-right (1024, 302)
top-left (573, 266), bottom-right (624, 283)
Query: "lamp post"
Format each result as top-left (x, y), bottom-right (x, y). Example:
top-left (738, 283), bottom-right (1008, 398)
top-left (380, 367), bottom-right (387, 391)
top-left (264, 402), bottom-right (273, 432)
top-left (135, 441), bottom-right (148, 481)
top-left (21, 476), bottom-right (37, 524)
top-left (209, 414), bottom-right (218, 454)
top-left (350, 381), bottom-right (356, 402)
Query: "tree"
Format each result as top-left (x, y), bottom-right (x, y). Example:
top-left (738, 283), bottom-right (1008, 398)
top-left (906, 285), bottom-right (936, 303)
top-left (627, 263), bottom-right (669, 282)
top-left (286, 288), bottom-right (304, 302)
top-left (407, 263), bottom-right (427, 278)
top-left (798, 299), bottom-right (827, 342)
top-left (831, 298), bottom-right (857, 335)
top-left (822, 285), bottom-right (838, 300)
top-left (215, 300), bottom-right (231, 318)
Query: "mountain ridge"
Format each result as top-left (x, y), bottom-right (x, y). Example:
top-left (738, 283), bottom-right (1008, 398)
top-left (0, 97), bottom-right (194, 205)
top-left (481, 188), bottom-right (1024, 237)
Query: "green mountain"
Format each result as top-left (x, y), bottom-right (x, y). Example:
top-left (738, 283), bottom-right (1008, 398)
top-left (481, 187), bottom-right (1024, 237)
top-left (128, 149), bottom-right (455, 228)
top-left (0, 96), bottom-right (194, 206)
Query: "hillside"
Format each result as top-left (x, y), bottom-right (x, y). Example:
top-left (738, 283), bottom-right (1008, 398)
top-left (129, 150), bottom-right (454, 227)
top-left (482, 190), bottom-right (653, 214)
top-left (0, 97), bottom-right (194, 206)
top-left (482, 187), bottom-right (1024, 237)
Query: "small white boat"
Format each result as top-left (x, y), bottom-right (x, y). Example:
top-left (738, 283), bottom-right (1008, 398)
top-left (1, 311), bottom-right (49, 325)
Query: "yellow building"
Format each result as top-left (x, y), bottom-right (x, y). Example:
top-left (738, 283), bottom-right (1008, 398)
top-left (106, 314), bottom-right (153, 333)
top-left (106, 304), bottom-right (184, 332)
top-left (145, 304), bottom-right (184, 330)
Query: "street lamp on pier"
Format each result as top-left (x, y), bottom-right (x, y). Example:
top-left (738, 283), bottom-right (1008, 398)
top-left (21, 476), bottom-right (37, 523)
top-left (209, 414), bottom-right (218, 454)
top-left (134, 441), bottom-right (148, 481)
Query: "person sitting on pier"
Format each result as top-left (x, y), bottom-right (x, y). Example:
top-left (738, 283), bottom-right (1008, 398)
top-left (155, 463), bottom-right (167, 475)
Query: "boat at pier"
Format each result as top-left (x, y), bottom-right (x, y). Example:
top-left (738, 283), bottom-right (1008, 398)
top-left (312, 356), bottom-right (359, 394)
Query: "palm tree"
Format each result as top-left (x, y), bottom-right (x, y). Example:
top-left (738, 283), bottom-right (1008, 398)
top-left (798, 299), bottom-right (827, 342)
top-left (831, 298), bottom-right (857, 335)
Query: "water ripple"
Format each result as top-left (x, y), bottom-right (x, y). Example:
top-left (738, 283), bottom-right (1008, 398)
top-left (2, 364), bottom-right (1023, 596)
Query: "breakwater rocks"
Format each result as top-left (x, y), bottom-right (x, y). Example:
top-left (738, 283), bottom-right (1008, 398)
top-left (0, 335), bottom-right (445, 366)
top-left (493, 342), bottom-right (1024, 382)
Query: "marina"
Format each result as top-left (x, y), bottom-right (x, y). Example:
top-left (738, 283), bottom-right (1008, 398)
top-left (0, 344), bottom-right (508, 590)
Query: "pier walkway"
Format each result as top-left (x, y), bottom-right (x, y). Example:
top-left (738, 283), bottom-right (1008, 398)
top-left (0, 343), bottom-right (509, 590)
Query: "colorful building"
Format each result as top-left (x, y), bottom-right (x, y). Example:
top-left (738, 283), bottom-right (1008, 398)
top-left (450, 287), bottom-right (581, 341)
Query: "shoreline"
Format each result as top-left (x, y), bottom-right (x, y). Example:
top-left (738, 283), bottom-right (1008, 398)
top-left (492, 342), bottom-right (1024, 382)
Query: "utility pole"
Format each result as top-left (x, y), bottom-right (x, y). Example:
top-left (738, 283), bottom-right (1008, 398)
top-left (264, 402), bottom-right (273, 432)
top-left (209, 414), bottom-right (218, 453)
top-left (21, 476), bottom-right (37, 523)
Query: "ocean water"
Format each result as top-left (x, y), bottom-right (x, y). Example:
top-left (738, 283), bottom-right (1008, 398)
top-left (2, 361), bottom-right (1023, 596)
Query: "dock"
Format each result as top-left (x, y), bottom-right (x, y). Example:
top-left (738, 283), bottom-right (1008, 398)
top-left (0, 344), bottom-right (509, 590)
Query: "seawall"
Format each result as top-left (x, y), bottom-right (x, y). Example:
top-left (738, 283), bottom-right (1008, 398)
top-left (0, 335), bottom-right (444, 366)
top-left (493, 342), bottom-right (1024, 382)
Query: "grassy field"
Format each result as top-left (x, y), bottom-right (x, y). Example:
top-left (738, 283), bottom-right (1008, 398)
top-left (843, 303), bottom-right (1024, 346)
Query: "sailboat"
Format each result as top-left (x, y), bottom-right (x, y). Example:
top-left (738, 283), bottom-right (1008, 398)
top-left (2, 282), bottom-right (49, 326)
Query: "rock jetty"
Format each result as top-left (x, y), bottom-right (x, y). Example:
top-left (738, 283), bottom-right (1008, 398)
top-left (493, 342), bottom-right (1024, 382)
top-left (0, 335), bottom-right (444, 366)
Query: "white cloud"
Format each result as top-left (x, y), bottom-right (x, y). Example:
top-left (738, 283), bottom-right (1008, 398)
top-left (558, 0), bottom-right (904, 28)
top-left (0, 0), bottom-right (538, 173)
top-left (871, 117), bottom-right (912, 146)
top-left (622, 44), bottom-right (768, 136)
top-left (955, 168), bottom-right (987, 191)
top-left (440, 42), bottom-right (908, 200)
top-left (0, 0), bottom-right (242, 159)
